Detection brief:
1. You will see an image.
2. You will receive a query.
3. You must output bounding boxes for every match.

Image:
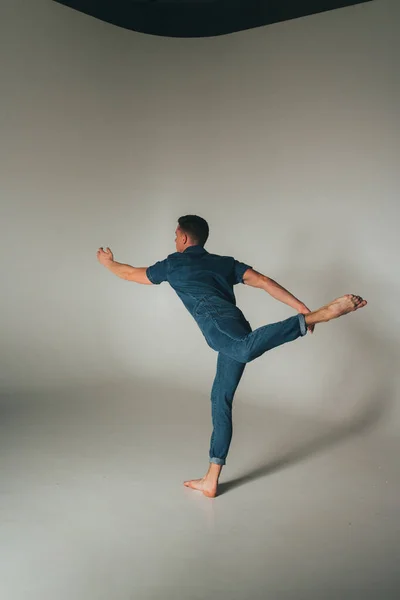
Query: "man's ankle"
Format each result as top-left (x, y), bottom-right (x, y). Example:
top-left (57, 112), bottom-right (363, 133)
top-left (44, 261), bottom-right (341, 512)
top-left (305, 308), bottom-right (328, 327)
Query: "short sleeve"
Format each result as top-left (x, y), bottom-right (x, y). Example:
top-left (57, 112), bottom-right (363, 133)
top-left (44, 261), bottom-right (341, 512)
top-left (146, 259), bottom-right (169, 285)
top-left (233, 259), bottom-right (252, 284)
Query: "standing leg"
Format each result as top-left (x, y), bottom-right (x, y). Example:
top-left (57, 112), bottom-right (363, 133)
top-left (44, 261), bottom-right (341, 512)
top-left (209, 352), bottom-right (246, 465)
top-left (184, 352), bottom-right (246, 498)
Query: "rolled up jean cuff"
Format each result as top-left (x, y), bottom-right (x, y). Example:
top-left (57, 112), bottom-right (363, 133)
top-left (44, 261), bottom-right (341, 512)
top-left (210, 457), bottom-right (226, 466)
top-left (298, 313), bottom-right (307, 336)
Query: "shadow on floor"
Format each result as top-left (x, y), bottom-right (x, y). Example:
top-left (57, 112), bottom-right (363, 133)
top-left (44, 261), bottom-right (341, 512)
top-left (218, 382), bottom-right (393, 496)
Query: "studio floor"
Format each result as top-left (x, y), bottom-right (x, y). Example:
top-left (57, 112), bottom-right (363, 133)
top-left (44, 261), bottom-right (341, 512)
top-left (1, 381), bottom-right (399, 600)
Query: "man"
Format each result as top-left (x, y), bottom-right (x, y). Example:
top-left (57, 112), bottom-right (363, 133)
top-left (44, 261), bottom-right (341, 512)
top-left (97, 214), bottom-right (367, 498)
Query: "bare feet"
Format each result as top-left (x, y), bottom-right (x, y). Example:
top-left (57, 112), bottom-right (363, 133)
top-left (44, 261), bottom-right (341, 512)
top-left (184, 463), bottom-right (222, 498)
top-left (184, 477), bottom-right (218, 498)
top-left (325, 294), bottom-right (367, 320)
top-left (306, 294), bottom-right (367, 326)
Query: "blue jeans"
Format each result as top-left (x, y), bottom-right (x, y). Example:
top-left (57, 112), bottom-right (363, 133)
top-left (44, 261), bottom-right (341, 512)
top-left (193, 297), bottom-right (307, 466)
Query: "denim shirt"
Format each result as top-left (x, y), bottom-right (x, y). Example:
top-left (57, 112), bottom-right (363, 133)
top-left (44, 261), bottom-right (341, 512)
top-left (146, 245), bottom-right (252, 322)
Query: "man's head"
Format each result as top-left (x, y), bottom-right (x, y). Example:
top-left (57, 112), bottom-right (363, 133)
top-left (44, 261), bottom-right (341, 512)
top-left (175, 215), bottom-right (209, 252)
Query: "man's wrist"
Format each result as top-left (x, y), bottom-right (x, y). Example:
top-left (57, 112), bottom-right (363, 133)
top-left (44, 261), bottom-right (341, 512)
top-left (104, 259), bottom-right (116, 270)
top-left (296, 302), bottom-right (308, 312)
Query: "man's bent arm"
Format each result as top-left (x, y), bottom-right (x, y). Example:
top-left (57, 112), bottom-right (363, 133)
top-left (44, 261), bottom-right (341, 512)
top-left (104, 261), bottom-right (152, 285)
top-left (243, 268), bottom-right (304, 311)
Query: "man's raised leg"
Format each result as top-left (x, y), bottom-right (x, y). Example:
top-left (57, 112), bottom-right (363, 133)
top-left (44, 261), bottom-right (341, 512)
top-left (205, 295), bottom-right (367, 364)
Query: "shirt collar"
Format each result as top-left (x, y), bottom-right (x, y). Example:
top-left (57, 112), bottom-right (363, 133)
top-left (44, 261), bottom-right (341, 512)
top-left (183, 245), bottom-right (207, 254)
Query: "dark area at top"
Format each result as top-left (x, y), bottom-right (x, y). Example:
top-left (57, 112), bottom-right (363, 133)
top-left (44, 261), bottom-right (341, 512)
top-left (53, 0), bottom-right (373, 38)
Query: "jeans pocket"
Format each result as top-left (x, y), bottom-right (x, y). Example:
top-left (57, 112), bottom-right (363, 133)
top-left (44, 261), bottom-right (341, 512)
top-left (193, 298), bottom-right (207, 318)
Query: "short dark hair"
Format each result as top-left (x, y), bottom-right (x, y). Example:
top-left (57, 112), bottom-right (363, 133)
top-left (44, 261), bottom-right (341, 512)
top-left (178, 215), bottom-right (209, 247)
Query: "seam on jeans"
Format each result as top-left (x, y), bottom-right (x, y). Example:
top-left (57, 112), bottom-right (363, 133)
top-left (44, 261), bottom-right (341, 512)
top-left (193, 295), bottom-right (209, 318)
top-left (214, 307), bottom-right (245, 320)
top-left (208, 312), bottom-right (248, 342)
top-left (203, 298), bottom-right (247, 342)
top-left (209, 365), bottom-right (219, 453)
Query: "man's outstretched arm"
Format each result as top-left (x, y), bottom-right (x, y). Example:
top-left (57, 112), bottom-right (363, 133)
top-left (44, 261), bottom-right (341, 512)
top-left (243, 267), bottom-right (312, 322)
top-left (97, 247), bottom-right (152, 285)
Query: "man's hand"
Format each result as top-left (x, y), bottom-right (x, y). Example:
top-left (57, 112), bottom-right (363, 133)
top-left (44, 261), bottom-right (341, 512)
top-left (96, 248), bottom-right (152, 284)
top-left (97, 247), bottom-right (114, 266)
top-left (298, 304), bottom-right (315, 334)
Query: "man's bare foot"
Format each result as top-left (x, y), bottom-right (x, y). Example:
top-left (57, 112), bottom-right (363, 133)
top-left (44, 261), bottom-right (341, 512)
top-left (184, 477), bottom-right (218, 498)
top-left (184, 463), bottom-right (221, 498)
top-left (306, 294), bottom-right (367, 326)
top-left (325, 294), bottom-right (367, 320)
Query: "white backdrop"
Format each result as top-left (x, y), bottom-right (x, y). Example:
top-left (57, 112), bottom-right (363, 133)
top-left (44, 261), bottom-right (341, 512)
top-left (1, 0), bottom-right (399, 426)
